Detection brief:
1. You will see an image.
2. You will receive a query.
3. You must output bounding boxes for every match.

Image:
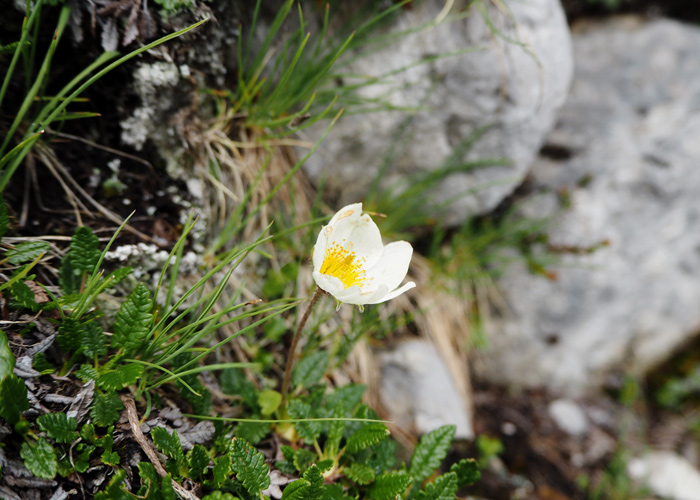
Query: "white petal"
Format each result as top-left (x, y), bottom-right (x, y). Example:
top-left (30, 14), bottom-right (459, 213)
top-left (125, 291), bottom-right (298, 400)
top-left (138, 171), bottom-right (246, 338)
top-left (312, 204), bottom-right (363, 272)
top-left (328, 203), bottom-right (363, 227)
top-left (312, 271), bottom-right (346, 298)
top-left (338, 283), bottom-right (386, 306)
top-left (312, 224), bottom-right (329, 272)
top-left (364, 241), bottom-right (413, 292)
top-left (367, 281), bottom-right (416, 304)
top-left (340, 214), bottom-right (383, 268)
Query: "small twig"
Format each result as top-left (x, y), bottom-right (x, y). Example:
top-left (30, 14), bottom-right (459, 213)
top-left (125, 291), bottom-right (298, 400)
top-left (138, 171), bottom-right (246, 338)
top-left (121, 396), bottom-right (201, 500)
top-left (280, 286), bottom-right (325, 411)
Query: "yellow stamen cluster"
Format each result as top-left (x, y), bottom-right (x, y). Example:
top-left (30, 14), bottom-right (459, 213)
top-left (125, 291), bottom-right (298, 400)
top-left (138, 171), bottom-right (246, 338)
top-left (320, 242), bottom-right (367, 288)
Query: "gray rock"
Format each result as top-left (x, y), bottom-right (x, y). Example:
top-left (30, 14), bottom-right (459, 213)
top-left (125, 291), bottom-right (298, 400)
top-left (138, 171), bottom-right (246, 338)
top-left (379, 340), bottom-right (473, 439)
top-left (304, 0), bottom-right (573, 224)
top-left (548, 399), bottom-right (589, 436)
top-left (628, 451), bottom-right (700, 500)
top-left (475, 18), bottom-right (700, 392)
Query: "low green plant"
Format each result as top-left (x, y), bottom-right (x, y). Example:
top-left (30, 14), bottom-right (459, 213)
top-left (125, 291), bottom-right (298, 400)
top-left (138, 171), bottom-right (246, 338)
top-left (0, 190), bottom-right (480, 497)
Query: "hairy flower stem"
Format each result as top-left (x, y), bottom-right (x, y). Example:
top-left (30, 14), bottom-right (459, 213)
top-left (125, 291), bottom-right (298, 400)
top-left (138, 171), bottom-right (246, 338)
top-left (281, 286), bottom-right (324, 412)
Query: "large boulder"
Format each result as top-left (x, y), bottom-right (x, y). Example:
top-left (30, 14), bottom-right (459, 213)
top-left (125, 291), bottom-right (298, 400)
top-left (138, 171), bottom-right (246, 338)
top-left (303, 0), bottom-right (573, 225)
top-left (475, 17), bottom-right (700, 392)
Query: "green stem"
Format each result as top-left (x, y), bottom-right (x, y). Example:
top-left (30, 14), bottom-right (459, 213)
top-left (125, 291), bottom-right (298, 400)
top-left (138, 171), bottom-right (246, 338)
top-left (280, 286), bottom-right (324, 411)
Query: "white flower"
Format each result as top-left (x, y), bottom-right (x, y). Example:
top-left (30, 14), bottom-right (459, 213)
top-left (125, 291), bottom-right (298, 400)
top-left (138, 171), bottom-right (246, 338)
top-left (312, 203), bottom-right (415, 309)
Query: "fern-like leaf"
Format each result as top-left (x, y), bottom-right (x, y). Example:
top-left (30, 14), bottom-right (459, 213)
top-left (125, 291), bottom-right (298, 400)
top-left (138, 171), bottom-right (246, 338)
top-left (90, 391), bottom-right (123, 427)
top-left (6, 241), bottom-right (50, 264)
top-left (69, 227), bottom-right (101, 273)
top-left (408, 425), bottom-right (456, 485)
top-left (346, 422), bottom-right (390, 453)
top-left (302, 464), bottom-right (324, 500)
top-left (57, 317), bottom-right (85, 354)
top-left (152, 427), bottom-right (186, 471)
top-left (415, 472), bottom-right (459, 500)
top-left (233, 421), bottom-right (271, 445)
top-left (97, 363), bottom-right (144, 391)
top-left (344, 463), bottom-right (376, 485)
top-left (281, 478), bottom-right (312, 500)
top-left (187, 444), bottom-right (209, 481)
top-left (369, 471), bottom-right (413, 500)
top-left (37, 413), bottom-right (78, 443)
top-left (450, 458), bottom-right (480, 486)
top-left (287, 398), bottom-right (322, 444)
top-left (292, 350), bottom-right (329, 389)
top-left (230, 437), bottom-right (270, 495)
top-left (112, 283), bottom-right (154, 352)
top-left (0, 374), bottom-right (28, 426)
top-left (83, 321), bottom-right (107, 358)
top-left (21, 438), bottom-right (58, 479)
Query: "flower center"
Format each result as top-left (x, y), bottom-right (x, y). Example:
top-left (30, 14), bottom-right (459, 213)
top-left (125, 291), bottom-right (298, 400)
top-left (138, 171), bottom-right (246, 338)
top-left (320, 242), bottom-right (367, 288)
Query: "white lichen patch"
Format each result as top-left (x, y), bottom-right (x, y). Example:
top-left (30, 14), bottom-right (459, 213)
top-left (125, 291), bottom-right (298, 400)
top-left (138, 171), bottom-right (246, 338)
top-left (105, 243), bottom-right (199, 280)
top-left (120, 62), bottom-right (181, 151)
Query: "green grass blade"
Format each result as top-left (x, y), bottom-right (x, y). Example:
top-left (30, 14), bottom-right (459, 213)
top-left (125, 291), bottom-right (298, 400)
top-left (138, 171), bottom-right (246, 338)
top-left (0, 5), bottom-right (70, 159)
top-left (0, 5), bottom-right (42, 113)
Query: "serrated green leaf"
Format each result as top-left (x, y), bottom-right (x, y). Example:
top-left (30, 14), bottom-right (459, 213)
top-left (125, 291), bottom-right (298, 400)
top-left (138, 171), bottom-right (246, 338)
top-left (81, 423), bottom-right (97, 443)
top-left (37, 413), bottom-right (78, 443)
top-left (292, 448), bottom-right (316, 474)
top-left (136, 462), bottom-right (160, 499)
top-left (69, 227), bottom-right (101, 273)
top-left (0, 374), bottom-right (28, 426)
top-left (6, 241), bottom-right (50, 265)
top-left (450, 458), bottom-right (480, 486)
top-left (112, 283), bottom-right (154, 352)
top-left (316, 459), bottom-right (334, 473)
top-left (325, 402), bottom-right (345, 457)
top-left (230, 437), bottom-right (270, 495)
top-left (258, 389), bottom-right (281, 416)
top-left (59, 257), bottom-right (81, 295)
top-left (369, 471), bottom-right (413, 500)
top-left (301, 464), bottom-right (324, 500)
top-left (344, 463), bottom-right (376, 485)
top-left (0, 329), bottom-right (15, 379)
top-left (10, 280), bottom-right (39, 311)
top-left (152, 427), bottom-right (186, 470)
top-left (162, 473), bottom-right (176, 500)
top-left (281, 478), bottom-right (312, 500)
top-left (327, 384), bottom-right (366, 413)
top-left (21, 438), bottom-right (58, 479)
top-left (287, 399), bottom-right (322, 444)
top-left (211, 454), bottom-right (232, 489)
top-left (106, 267), bottom-right (133, 286)
top-left (82, 321), bottom-right (107, 358)
top-left (276, 445), bottom-right (297, 475)
top-left (220, 368), bottom-right (258, 411)
top-left (57, 317), bottom-right (85, 354)
top-left (233, 421), bottom-right (271, 445)
top-left (74, 443), bottom-right (95, 473)
top-left (90, 391), bottom-right (124, 426)
top-left (408, 425), bottom-right (456, 485)
top-left (346, 422), bottom-right (390, 453)
top-left (0, 194), bottom-right (9, 241)
top-left (97, 363), bottom-right (144, 391)
top-left (101, 450), bottom-right (121, 466)
top-left (276, 458), bottom-right (297, 475)
top-left (292, 350), bottom-right (329, 389)
top-left (188, 444), bottom-right (209, 480)
top-left (76, 363), bottom-right (99, 381)
top-left (415, 472), bottom-right (459, 500)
